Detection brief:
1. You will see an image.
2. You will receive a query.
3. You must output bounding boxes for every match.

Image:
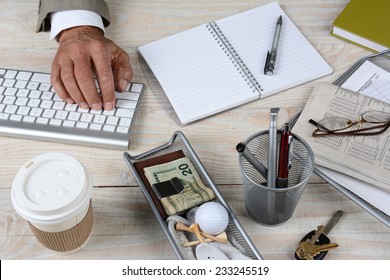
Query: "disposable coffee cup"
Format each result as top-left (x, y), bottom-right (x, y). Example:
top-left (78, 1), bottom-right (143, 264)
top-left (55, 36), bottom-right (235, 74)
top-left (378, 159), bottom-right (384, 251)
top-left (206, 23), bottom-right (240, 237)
top-left (11, 152), bottom-right (93, 253)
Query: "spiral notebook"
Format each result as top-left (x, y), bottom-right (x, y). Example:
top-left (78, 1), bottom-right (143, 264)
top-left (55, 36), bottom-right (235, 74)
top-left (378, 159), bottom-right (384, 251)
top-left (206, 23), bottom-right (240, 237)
top-left (139, 2), bottom-right (332, 124)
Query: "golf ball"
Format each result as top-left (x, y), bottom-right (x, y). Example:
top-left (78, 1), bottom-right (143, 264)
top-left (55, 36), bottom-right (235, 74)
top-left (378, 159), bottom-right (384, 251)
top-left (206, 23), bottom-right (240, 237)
top-left (195, 201), bottom-right (229, 235)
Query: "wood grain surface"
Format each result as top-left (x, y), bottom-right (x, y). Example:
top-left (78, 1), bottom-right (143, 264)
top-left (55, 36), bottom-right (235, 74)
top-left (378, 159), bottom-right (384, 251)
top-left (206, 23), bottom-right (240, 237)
top-left (1, 0), bottom-right (389, 260)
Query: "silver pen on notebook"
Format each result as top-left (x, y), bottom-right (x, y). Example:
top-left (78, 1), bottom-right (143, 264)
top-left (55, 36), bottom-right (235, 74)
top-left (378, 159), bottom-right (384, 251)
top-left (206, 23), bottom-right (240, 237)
top-left (267, 107), bottom-right (279, 188)
top-left (264, 15), bottom-right (282, 75)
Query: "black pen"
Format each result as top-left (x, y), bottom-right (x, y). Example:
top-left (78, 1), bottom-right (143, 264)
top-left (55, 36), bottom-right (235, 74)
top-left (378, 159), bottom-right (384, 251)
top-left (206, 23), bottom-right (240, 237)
top-left (264, 15), bottom-right (282, 75)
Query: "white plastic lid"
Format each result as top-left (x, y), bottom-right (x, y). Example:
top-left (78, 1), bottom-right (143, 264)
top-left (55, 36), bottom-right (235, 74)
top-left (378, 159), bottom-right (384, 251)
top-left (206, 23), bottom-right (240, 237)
top-left (11, 152), bottom-right (93, 225)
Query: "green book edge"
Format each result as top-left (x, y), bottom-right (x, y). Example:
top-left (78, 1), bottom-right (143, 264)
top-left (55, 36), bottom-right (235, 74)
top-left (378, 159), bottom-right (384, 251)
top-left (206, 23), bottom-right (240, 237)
top-left (330, 0), bottom-right (390, 52)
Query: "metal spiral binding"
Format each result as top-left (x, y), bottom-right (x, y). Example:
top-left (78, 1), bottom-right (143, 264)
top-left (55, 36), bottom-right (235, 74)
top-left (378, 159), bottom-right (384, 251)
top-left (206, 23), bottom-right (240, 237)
top-left (207, 21), bottom-right (263, 95)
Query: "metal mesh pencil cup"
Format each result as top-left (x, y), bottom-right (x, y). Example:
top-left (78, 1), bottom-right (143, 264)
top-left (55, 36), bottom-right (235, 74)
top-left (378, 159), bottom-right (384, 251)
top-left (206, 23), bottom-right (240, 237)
top-left (239, 130), bottom-right (314, 226)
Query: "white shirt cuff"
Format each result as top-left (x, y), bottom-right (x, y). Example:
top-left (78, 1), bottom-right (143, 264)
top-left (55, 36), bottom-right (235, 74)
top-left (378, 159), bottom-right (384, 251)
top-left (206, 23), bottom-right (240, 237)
top-left (50, 10), bottom-right (105, 40)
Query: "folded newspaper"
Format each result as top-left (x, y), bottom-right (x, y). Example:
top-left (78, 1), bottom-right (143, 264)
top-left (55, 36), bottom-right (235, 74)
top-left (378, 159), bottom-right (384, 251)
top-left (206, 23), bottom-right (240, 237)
top-left (292, 82), bottom-right (390, 192)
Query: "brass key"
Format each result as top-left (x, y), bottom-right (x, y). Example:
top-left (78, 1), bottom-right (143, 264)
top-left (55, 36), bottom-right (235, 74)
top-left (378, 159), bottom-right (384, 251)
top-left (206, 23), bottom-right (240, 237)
top-left (297, 242), bottom-right (339, 259)
top-left (295, 210), bottom-right (344, 260)
top-left (308, 225), bottom-right (325, 245)
top-left (295, 225), bottom-right (326, 260)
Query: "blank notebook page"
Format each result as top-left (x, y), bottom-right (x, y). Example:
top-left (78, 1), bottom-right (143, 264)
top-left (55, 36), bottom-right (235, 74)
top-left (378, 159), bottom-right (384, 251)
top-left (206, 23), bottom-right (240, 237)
top-left (139, 2), bottom-right (332, 124)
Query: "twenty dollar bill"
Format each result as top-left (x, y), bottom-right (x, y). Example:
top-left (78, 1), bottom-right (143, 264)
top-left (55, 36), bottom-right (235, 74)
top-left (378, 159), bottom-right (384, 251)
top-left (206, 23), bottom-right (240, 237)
top-left (144, 157), bottom-right (215, 215)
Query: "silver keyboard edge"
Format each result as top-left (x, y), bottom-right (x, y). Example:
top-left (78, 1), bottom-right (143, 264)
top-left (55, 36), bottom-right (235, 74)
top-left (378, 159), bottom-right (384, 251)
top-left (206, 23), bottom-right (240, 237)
top-left (0, 120), bottom-right (130, 150)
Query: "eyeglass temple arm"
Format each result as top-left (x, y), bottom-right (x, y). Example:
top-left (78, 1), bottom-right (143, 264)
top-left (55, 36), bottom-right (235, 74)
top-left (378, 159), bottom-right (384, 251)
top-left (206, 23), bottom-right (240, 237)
top-left (312, 122), bottom-right (390, 137)
top-left (309, 119), bottom-right (331, 131)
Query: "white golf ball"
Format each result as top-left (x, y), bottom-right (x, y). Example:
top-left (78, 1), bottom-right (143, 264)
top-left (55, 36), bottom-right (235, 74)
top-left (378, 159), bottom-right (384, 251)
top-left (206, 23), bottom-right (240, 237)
top-left (195, 201), bottom-right (229, 235)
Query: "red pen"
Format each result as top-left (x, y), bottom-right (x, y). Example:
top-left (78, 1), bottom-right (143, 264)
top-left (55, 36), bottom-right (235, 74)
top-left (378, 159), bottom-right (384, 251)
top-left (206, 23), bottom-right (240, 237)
top-left (277, 123), bottom-right (291, 188)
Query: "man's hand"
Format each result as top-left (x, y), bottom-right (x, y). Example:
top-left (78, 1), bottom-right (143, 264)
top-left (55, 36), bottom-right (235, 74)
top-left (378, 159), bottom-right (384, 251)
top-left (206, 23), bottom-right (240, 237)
top-left (51, 26), bottom-right (133, 110)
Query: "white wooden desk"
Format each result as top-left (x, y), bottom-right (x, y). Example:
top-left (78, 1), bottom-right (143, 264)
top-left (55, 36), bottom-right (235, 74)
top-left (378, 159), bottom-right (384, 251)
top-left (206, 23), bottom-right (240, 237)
top-left (1, 0), bottom-right (389, 260)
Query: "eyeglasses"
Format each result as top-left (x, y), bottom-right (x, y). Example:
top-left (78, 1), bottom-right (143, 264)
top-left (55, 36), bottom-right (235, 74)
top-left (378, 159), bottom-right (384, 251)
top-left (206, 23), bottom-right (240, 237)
top-left (309, 110), bottom-right (390, 137)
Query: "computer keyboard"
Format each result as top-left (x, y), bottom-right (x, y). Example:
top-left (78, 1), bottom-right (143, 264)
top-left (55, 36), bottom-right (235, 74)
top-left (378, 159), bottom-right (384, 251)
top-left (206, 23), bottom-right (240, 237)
top-left (0, 67), bottom-right (144, 150)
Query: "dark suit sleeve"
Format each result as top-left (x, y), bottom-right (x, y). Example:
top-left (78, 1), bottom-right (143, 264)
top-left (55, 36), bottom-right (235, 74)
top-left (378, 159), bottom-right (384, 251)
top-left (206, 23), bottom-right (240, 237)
top-left (36, 0), bottom-right (110, 32)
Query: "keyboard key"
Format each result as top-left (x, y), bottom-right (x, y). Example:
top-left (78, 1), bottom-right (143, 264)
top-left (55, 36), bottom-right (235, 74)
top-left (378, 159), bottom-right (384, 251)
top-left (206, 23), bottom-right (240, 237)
top-left (65, 103), bottom-right (78, 111)
top-left (49, 119), bottom-right (62, 126)
top-left (16, 89), bottom-right (29, 97)
top-left (16, 71), bottom-right (32, 80)
top-left (55, 111), bottom-right (68, 120)
top-left (68, 112), bottom-right (81, 121)
top-left (41, 91), bottom-right (54, 100)
top-left (15, 80), bottom-right (28, 88)
top-left (116, 91), bottom-right (140, 101)
top-left (117, 126), bottom-right (129, 133)
top-left (116, 108), bottom-right (134, 118)
top-left (106, 116), bottom-right (119, 126)
top-left (76, 122), bottom-right (89, 129)
top-left (23, 116), bottom-right (36, 123)
top-left (17, 106), bottom-right (30, 116)
top-left (81, 113), bottom-right (93, 122)
top-left (4, 88), bottom-right (17, 96)
top-left (27, 81), bottom-right (39, 90)
top-left (90, 123), bottom-right (102, 130)
top-left (53, 94), bottom-right (62, 101)
top-left (103, 125), bottom-right (115, 132)
top-left (77, 107), bottom-right (89, 113)
top-left (131, 83), bottom-right (143, 93)
top-left (41, 100), bottom-right (53, 109)
top-left (90, 109), bottom-right (102, 114)
top-left (116, 100), bottom-right (137, 109)
top-left (39, 83), bottom-right (51, 91)
top-left (29, 90), bottom-right (42, 99)
top-left (3, 96), bottom-right (16, 105)
top-left (0, 113), bottom-right (9, 120)
top-left (4, 70), bottom-right (17, 79)
top-left (10, 114), bottom-right (22, 121)
top-left (31, 73), bottom-right (50, 83)
top-left (4, 105), bottom-right (17, 114)
top-left (93, 115), bottom-right (106, 124)
top-left (36, 117), bottom-right (49, 125)
top-left (63, 120), bottom-right (76, 127)
top-left (119, 118), bottom-right (132, 127)
top-left (3, 79), bottom-right (16, 88)
top-left (30, 108), bottom-right (43, 117)
top-left (27, 99), bottom-right (41, 108)
top-left (15, 97), bottom-right (28, 106)
top-left (42, 109), bottom-right (55, 118)
top-left (52, 101), bottom-right (65, 110)
top-left (102, 109), bottom-right (115, 116)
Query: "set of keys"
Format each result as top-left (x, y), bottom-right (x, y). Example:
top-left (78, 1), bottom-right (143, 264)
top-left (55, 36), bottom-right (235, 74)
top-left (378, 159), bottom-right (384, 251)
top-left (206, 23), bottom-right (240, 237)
top-left (295, 210), bottom-right (344, 260)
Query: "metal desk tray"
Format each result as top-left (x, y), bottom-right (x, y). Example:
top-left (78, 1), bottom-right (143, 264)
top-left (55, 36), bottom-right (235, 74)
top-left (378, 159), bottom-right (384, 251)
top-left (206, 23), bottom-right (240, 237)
top-left (123, 131), bottom-right (262, 260)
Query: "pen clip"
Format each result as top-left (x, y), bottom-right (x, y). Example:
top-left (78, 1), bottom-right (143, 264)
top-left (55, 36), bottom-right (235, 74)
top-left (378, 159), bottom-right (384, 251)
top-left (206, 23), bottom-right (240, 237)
top-left (264, 51), bottom-right (274, 75)
top-left (287, 135), bottom-right (293, 169)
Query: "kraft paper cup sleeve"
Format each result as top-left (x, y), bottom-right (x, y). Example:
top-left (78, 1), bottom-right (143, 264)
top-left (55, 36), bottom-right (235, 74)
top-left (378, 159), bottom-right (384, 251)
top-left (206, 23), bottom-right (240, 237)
top-left (28, 201), bottom-right (93, 252)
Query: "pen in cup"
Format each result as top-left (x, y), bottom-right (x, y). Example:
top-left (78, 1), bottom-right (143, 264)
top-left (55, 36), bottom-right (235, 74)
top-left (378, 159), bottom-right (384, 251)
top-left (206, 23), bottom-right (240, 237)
top-left (236, 142), bottom-right (268, 179)
top-left (267, 107), bottom-right (279, 188)
top-left (264, 15), bottom-right (283, 75)
top-left (276, 123), bottom-right (291, 188)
